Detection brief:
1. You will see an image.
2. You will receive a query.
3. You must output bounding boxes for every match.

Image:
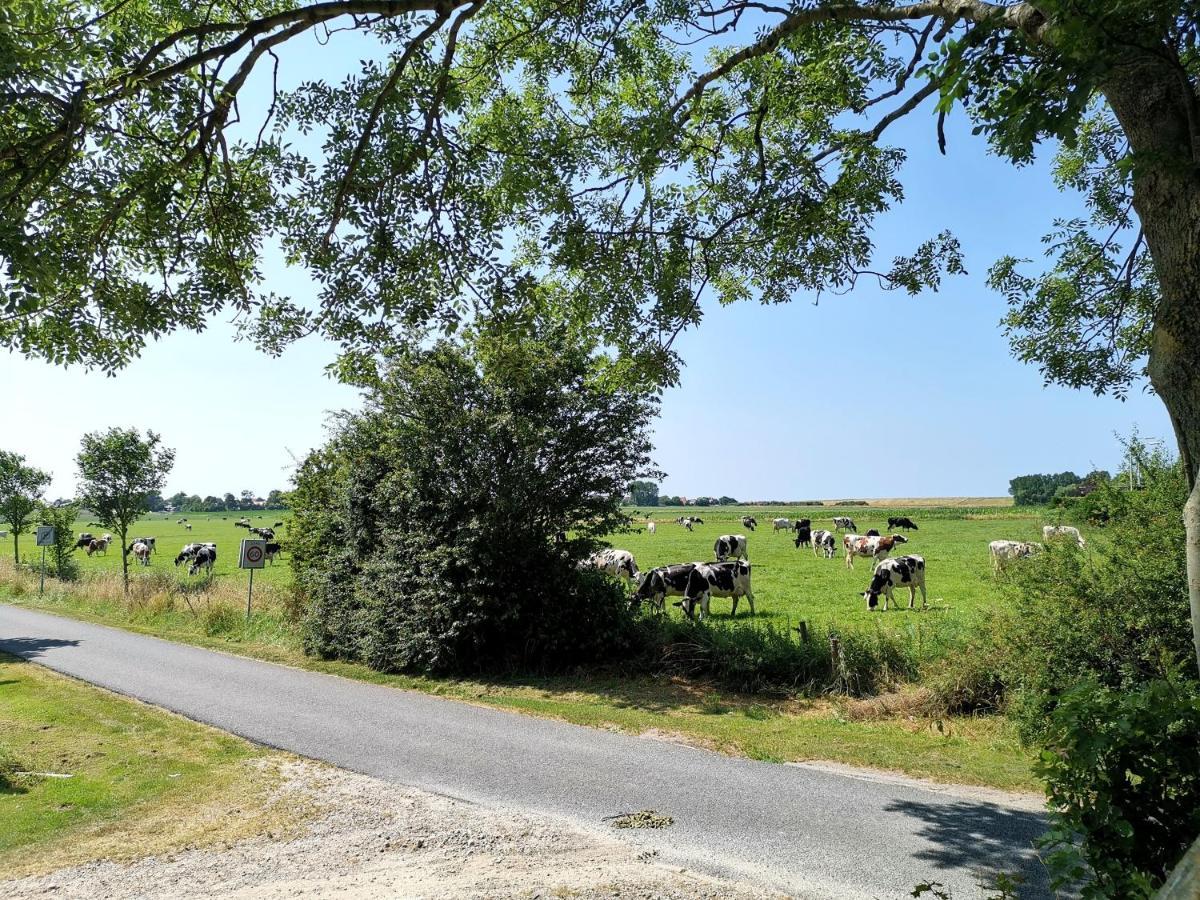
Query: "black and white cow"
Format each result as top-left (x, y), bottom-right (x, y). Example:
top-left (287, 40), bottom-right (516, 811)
top-left (832, 516), bottom-right (857, 532)
top-left (130, 536), bottom-right (156, 554)
top-left (75, 532), bottom-right (95, 549)
top-left (250, 526), bottom-right (275, 540)
top-left (741, 515), bottom-right (757, 531)
top-left (633, 563), bottom-right (699, 612)
top-left (862, 555), bottom-right (926, 611)
top-left (865, 529), bottom-right (880, 537)
top-left (174, 542), bottom-right (217, 567)
top-left (586, 548), bottom-right (639, 582)
top-left (264, 542), bottom-right (282, 564)
top-left (811, 530), bottom-right (836, 558)
top-left (888, 517), bottom-right (918, 531)
top-left (793, 525), bottom-right (812, 549)
top-left (713, 533), bottom-right (749, 562)
top-left (677, 561), bottom-right (755, 621)
top-left (188, 546), bottom-right (217, 576)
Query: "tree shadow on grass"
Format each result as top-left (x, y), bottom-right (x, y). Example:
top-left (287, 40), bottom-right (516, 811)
top-left (883, 797), bottom-right (1053, 898)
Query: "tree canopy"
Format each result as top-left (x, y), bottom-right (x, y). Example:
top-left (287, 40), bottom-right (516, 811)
top-left (4, 1), bottom-right (1192, 395)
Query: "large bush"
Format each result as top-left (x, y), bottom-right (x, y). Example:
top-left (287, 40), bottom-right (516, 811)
top-left (1037, 679), bottom-right (1200, 898)
top-left (291, 326), bottom-right (658, 674)
top-left (1001, 450), bottom-right (1194, 740)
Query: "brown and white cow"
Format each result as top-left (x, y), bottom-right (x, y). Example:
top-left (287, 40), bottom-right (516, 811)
top-left (862, 555), bottom-right (927, 611)
top-left (844, 534), bottom-right (908, 570)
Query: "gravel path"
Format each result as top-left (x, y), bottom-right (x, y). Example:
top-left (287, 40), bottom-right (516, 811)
top-left (5, 760), bottom-right (783, 899)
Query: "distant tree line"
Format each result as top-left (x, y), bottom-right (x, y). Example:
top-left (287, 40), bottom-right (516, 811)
top-left (1009, 471), bottom-right (1112, 506)
top-left (160, 489), bottom-right (289, 513)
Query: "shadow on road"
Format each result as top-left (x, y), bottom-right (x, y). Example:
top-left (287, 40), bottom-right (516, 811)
top-left (0, 636), bottom-right (82, 659)
top-left (885, 797), bottom-right (1052, 897)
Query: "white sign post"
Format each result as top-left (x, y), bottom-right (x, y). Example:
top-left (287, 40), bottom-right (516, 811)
top-left (239, 539), bottom-right (266, 619)
top-left (35, 526), bottom-right (55, 595)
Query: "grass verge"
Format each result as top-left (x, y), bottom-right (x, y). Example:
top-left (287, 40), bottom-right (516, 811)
top-left (0, 561), bottom-right (1039, 794)
top-left (0, 653), bottom-right (315, 880)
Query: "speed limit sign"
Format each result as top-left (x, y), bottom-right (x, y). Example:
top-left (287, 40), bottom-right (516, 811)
top-left (239, 539), bottom-right (266, 569)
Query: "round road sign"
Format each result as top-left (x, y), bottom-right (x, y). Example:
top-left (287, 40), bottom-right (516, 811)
top-left (245, 545), bottom-right (264, 564)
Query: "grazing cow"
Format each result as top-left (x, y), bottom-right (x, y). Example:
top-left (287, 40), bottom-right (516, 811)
top-left (772, 518), bottom-right (791, 533)
top-left (250, 527), bottom-right (275, 540)
top-left (989, 540), bottom-right (1041, 572)
top-left (273, 521), bottom-right (284, 528)
top-left (888, 517), bottom-right (919, 531)
top-left (866, 529), bottom-right (880, 537)
top-left (844, 534), bottom-right (908, 570)
top-left (586, 548), bottom-right (639, 582)
top-left (796, 518), bottom-right (811, 529)
top-left (86, 537), bottom-right (111, 556)
top-left (633, 563), bottom-right (699, 612)
top-left (130, 537), bottom-right (156, 554)
top-left (647, 521), bottom-right (657, 535)
top-left (75, 532), bottom-right (95, 549)
top-left (677, 561), bottom-right (755, 621)
top-left (174, 543), bottom-right (217, 566)
top-left (741, 515), bottom-right (757, 531)
top-left (184, 523), bottom-right (192, 531)
top-left (264, 542), bottom-right (282, 564)
top-left (130, 541), bottom-right (152, 567)
top-left (811, 530), bottom-right (836, 558)
top-left (188, 546), bottom-right (217, 576)
top-left (862, 555), bottom-right (927, 611)
top-left (713, 534), bottom-right (749, 562)
top-left (681, 517), bottom-right (694, 532)
top-left (793, 525), bottom-right (812, 549)
top-left (690, 517), bottom-right (704, 525)
top-left (832, 516), bottom-right (857, 532)
top-left (1042, 525), bottom-right (1085, 547)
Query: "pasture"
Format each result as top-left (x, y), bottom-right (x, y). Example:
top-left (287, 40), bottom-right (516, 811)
top-left (614, 504), bottom-right (1054, 630)
top-left (62, 511), bottom-right (294, 588)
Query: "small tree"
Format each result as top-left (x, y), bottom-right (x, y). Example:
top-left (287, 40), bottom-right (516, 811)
top-left (76, 428), bottom-right (175, 593)
top-left (38, 501), bottom-right (80, 581)
top-left (628, 481), bottom-right (659, 507)
top-left (0, 450), bottom-right (51, 564)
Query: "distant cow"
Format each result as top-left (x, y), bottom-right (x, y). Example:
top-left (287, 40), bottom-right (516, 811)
top-left (175, 543), bottom-right (217, 567)
top-left (811, 530), bottom-right (836, 558)
top-left (796, 518), bottom-right (811, 529)
top-left (989, 540), bottom-right (1041, 572)
top-left (264, 542), bottom-right (282, 564)
top-left (273, 522), bottom-right (284, 528)
top-left (586, 548), bottom-right (639, 582)
top-left (866, 529), bottom-right (880, 537)
top-left (86, 537), bottom-right (111, 556)
top-left (844, 534), bottom-right (908, 570)
top-left (130, 541), bottom-right (152, 567)
top-left (888, 517), bottom-right (918, 531)
top-left (75, 532), bottom-right (95, 549)
top-left (713, 534), bottom-right (748, 562)
top-left (184, 523), bottom-right (192, 531)
top-left (832, 516), bottom-right (857, 532)
top-left (647, 521), bottom-right (657, 535)
top-left (793, 525), bottom-right (812, 549)
top-left (677, 561), bottom-right (755, 621)
top-left (634, 563), bottom-right (699, 612)
top-left (772, 518), bottom-right (791, 533)
top-left (862, 555), bottom-right (927, 611)
top-left (250, 527), bottom-right (275, 540)
top-left (129, 537), bottom-right (156, 554)
top-left (741, 516), bottom-right (757, 531)
top-left (1043, 525), bottom-right (1085, 547)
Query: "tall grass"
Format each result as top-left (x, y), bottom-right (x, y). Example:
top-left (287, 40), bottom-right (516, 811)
top-left (0, 557), bottom-right (301, 647)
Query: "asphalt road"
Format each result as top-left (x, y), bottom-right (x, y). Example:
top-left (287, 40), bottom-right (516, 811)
top-left (0, 604), bottom-right (1050, 898)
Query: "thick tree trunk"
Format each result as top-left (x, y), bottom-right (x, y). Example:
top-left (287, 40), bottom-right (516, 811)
top-left (1102, 53), bottom-right (1200, 675)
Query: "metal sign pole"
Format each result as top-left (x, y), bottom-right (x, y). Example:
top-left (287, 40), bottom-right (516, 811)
top-left (246, 567), bottom-right (254, 620)
top-left (39, 546), bottom-right (46, 595)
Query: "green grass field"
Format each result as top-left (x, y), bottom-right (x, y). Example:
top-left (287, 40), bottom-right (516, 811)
top-left (613, 504), bottom-right (1053, 630)
top-left (0, 654), bottom-right (305, 879)
top-left (54, 510), bottom-right (295, 587)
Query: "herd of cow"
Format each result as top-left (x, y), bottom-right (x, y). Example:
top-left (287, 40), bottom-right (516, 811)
top-left (586, 515), bottom-right (1089, 620)
top-left (73, 521), bottom-right (284, 577)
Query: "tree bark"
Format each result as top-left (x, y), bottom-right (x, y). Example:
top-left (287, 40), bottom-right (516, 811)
top-left (1102, 52), bottom-right (1200, 675)
top-left (11, 531), bottom-right (17, 565)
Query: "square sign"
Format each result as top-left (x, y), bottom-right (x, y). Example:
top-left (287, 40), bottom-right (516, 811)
top-left (239, 538), bottom-right (267, 569)
top-left (35, 526), bottom-right (56, 547)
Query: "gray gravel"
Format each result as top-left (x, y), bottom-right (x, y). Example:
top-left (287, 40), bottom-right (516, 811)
top-left (0, 604), bottom-right (1051, 898)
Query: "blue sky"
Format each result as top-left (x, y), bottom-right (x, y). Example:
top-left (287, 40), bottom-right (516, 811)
top-left (0, 25), bottom-right (1173, 501)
